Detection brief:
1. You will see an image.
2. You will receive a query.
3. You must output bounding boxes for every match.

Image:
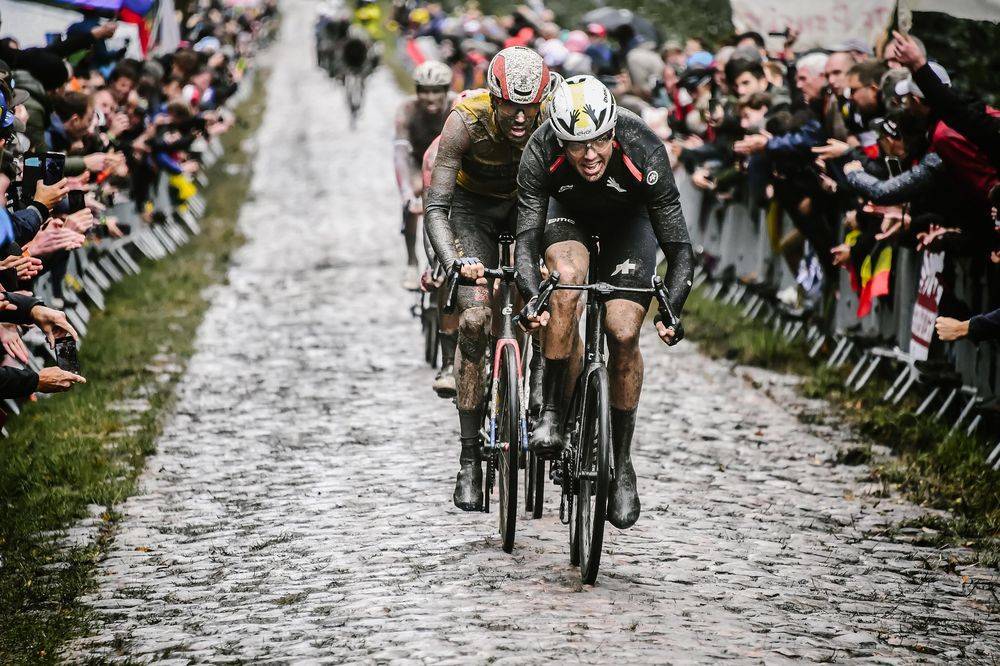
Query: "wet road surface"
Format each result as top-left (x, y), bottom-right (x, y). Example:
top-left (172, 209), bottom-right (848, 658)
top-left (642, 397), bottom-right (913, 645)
top-left (70, 2), bottom-right (1000, 662)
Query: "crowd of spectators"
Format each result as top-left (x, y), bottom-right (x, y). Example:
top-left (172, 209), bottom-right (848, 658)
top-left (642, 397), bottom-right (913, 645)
top-left (392, 1), bottom-right (999, 373)
top-left (0, 0), bottom-right (275, 409)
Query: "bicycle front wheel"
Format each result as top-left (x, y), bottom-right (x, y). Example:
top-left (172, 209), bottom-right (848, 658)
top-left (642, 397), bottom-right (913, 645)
top-left (574, 367), bottom-right (611, 584)
top-left (497, 344), bottom-right (521, 553)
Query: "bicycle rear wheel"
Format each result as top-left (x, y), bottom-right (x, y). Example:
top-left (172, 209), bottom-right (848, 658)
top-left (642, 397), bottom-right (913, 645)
top-left (574, 367), bottom-right (611, 584)
top-left (497, 344), bottom-right (521, 552)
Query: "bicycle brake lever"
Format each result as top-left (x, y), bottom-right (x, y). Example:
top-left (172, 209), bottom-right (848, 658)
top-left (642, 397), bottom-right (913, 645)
top-left (651, 275), bottom-right (683, 345)
top-left (512, 271), bottom-right (560, 330)
top-left (443, 266), bottom-right (461, 314)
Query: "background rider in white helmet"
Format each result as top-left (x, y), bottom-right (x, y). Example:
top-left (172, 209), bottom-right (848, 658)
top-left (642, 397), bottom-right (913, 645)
top-left (394, 60), bottom-right (455, 293)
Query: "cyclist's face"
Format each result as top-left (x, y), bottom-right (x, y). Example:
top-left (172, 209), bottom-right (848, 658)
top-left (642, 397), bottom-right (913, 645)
top-left (416, 86), bottom-right (448, 115)
top-left (492, 97), bottom-right (540, 143)
top-left (564, 130), bottom-right (614, 182)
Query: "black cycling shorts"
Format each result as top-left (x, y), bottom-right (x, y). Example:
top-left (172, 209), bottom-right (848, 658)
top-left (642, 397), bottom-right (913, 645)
top-left (450, 185), bottom-right (516, 311)
top-left (542, 198), bottom-right (658, 307)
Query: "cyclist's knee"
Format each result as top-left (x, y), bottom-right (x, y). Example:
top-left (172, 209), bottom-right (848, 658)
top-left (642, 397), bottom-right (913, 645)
top-left (458, 307), bottom-right (491, 360)
top-left (606, 323), bottom-right (641, 353)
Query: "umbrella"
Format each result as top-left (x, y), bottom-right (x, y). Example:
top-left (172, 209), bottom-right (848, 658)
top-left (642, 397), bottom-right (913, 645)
top-left (581, 7), bottom-right (661, 46)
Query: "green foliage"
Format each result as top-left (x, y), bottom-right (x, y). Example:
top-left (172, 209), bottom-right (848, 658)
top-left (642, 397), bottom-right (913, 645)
top-left (0, 70), bottom-right (268, 663)
top-left (910, 12), bottom-right (1000, 106)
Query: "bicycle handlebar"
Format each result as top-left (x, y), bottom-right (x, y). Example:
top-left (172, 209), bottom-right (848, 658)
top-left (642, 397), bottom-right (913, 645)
top-left (442, 263), bottom-right (507, 314)
top-left (521, 274), bottom-right (683, 345)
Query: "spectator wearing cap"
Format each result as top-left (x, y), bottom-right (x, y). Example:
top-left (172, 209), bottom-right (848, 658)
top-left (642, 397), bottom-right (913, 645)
top-left (889, 31), bottom-right (1000, 170)
top-left (13, 51), bottom-right (70, 152)
top-left (830, 38), bottom-right (873, 63)
top-left (734, 31), bottom-right (768, 60)
top-left (584, 23), bottom-right (615, 75)
top-left (842, 111), bottom-right (944, 206)
top-left (898, 60), bottom-right (999, 225)
top-left (686, 49), bottom-right (714, 70)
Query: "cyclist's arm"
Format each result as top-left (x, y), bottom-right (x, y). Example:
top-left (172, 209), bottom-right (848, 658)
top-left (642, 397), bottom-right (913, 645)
top-left (645, 143), bottom-right (695, 315)
top-left (393, 101), bottom-right (417, 204)
top-left (424, 111), bottom-right (471, 268)
top-left (514, 133), bottom-right (550, 301)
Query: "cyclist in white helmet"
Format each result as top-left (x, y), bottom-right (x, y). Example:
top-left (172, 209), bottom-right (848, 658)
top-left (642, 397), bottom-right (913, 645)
top-left (423, 45), bottom-right (549, 511)
top-left (394, 60), bottom-right (455, 293)
top-left (514, 75), bottom-right (694, 530)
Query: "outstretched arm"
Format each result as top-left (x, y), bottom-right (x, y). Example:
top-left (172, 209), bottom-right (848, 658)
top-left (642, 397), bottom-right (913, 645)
top-left (423, 111), bottom-right (471, 268)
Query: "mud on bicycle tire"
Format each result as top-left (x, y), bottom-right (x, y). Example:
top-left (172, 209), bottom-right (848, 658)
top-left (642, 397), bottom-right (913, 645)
top-left (573, 367), bottom-right (611, 584)
top-left (497, 344), bottom-right (521, 552)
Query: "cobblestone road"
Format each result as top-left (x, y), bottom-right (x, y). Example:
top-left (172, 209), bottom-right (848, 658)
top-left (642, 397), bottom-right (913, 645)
top-left (70, 2), bottom-right (1000, 662)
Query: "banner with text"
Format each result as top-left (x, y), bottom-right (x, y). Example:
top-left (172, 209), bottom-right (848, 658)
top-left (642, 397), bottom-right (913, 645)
top-left (730, 0), bottom-right (895, 50)
top-left (909, 251), bottom-right (945, 361)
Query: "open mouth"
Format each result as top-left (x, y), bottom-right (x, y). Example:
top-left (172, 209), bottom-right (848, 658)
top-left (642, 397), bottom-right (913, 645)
top-left (581, 159), bottom-right (604, 178)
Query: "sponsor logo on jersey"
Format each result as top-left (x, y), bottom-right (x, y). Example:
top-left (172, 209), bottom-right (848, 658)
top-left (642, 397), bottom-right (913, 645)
top-left (611, 259), bottom-right (637, 276)
top-left (606, 177), bottom-right (626, 193)
top-left (646, 170), bottom-right (659, 185)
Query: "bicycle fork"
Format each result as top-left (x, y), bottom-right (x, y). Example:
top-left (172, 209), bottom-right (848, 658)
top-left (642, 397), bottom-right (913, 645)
top-left (488, 338), bottom-right (528, 454)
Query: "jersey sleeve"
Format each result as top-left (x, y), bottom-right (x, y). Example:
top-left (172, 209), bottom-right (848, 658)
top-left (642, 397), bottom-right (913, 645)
top-left (641, 140), bottom-right (695, 316)
top-left (514, 129), bottom-right (554, 300)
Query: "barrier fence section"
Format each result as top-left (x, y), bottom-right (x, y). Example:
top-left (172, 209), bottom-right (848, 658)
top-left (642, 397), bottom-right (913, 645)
top-left (673, 165), bottom-right (1000, 466)
top-left (0, 68), bottom-right (258, 435)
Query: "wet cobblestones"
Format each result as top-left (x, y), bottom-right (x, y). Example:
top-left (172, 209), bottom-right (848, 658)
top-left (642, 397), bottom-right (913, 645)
top-left (69, 2), bottom-right (999, 662)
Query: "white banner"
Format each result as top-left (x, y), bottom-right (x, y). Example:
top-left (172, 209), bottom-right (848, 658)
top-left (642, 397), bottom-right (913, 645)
top-left (730, 0), bottom-right (895, 50)
top-left (0, 0), bottom-right (82, 48)
top-left (909, 251), bottom-right (945, 361)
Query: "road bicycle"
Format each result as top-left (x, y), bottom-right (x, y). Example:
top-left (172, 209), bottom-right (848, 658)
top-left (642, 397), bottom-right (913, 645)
top-left (443, 234), bottom-right (555, 552)
top-left (525, 235), bottom-right (681, 584)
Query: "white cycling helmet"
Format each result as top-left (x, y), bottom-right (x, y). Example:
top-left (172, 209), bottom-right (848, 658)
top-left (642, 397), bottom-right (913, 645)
top-left (548, 75), bottom-right (618, 142)
top-left (539, 71), bottom-right (565, 123)
top-left (413, 60), bottom-right (452, 88)
top-left (545, 70), bottom-right (565, 97)
top-left (486, 46), bottom-right (549, 104)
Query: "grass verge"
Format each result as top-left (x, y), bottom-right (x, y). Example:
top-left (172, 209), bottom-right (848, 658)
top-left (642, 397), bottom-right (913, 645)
top-left (0, 69), bottom-right (268, 662)
top-left (685, 286), bottom-right (1000, 565)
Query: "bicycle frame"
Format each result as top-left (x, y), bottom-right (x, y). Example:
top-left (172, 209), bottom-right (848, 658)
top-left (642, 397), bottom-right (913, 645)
top-left (487, 235), bottom-right (529, 458)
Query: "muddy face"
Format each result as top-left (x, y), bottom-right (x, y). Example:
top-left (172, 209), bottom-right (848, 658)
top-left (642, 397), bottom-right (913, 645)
top-left (492, 97), bottom-right (540, 144)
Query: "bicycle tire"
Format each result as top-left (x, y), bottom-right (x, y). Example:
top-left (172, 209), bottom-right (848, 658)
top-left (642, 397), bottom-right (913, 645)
top-left (574, 367), bottom-right (611, 584)
top-left (564, 375), bottom-right (584, 567)
top-left (497, 344), bottom-right (520, 552)
top-left (525, 452), bottom-right (545, 518)
top-left (423, 304), bottom-right (439, 368)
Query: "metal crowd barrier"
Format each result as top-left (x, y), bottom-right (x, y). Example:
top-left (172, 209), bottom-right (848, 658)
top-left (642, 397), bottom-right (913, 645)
top-left (0, 67), bottom-right (258, 434)
top-left (673, 166), bottom-right (1000, 466)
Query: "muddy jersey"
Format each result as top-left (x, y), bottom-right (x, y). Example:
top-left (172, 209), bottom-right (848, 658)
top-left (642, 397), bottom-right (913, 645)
top-left (514, 108), bottom-right (692, 310)
top-left (452, 91), bottom-right (525, 199)
top-left (403, 95), bottom-right (453, 167)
